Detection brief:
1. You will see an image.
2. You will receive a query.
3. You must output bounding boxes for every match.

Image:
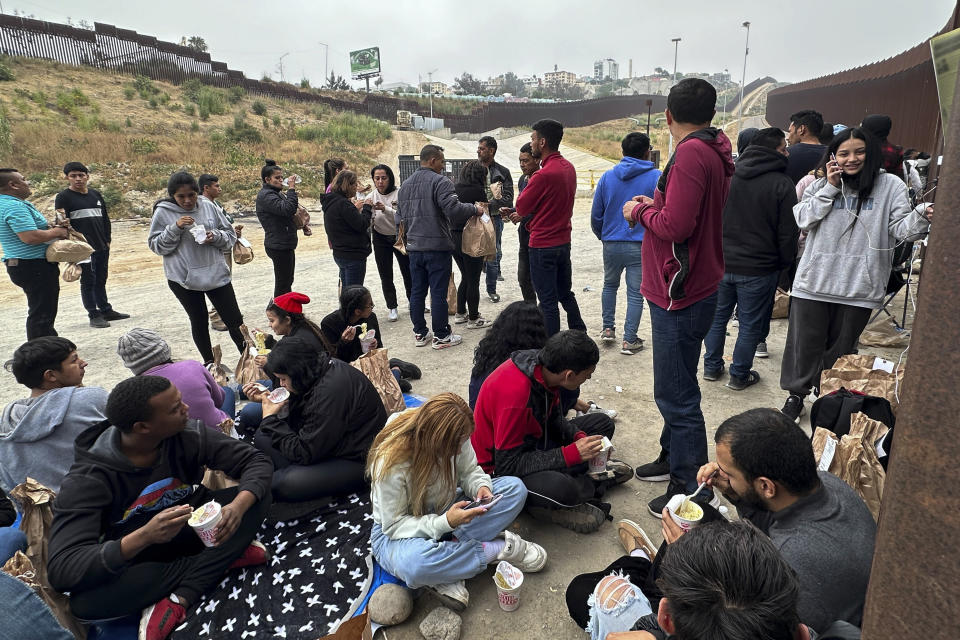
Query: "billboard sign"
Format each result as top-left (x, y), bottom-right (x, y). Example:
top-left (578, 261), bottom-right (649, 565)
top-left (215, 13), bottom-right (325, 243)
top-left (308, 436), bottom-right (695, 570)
top-left (350, 47), bottom-right (380, 79)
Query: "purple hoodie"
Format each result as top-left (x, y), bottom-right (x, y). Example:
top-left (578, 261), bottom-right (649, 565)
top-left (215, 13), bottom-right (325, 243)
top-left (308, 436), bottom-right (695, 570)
top-left (143, 360), bottom-right (228, 429)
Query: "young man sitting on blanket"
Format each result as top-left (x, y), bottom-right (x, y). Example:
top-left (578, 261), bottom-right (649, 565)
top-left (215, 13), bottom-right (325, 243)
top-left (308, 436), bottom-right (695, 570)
top-left (47, 375), bottom-right (273, 640)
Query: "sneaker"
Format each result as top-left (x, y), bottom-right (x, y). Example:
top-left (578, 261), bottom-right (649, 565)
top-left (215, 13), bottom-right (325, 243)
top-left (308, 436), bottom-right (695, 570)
top-left (396, 376), bottom-right (412, 393)
top-left (755, 341), bottom-right (768, 358)
top-left (781, 394), bottom-right (805, 423)
top-left (138, 597), bottom-right (187, 640)
top-left (209, 309), bottom-right (227, 332)
top-left (725, 370), bottom-right (760, 391)
top-left (432, 334), bottom-right (462, 350)
top-left (467, 316), bottom-right (490, 329)
top-left (454, 313), bottom-right (468, 324)
top-left (606, 459), bottom-right (634, 486)
top-left (103, 310), bottom-right (130, 321)
top-left (648, 478), bottom-right (719, 519)
top-left (388, 308), bottom-right (399, 322)
top-left (528, 502), bottom-right (606, 534)
top-left (488, 292), bottom-right (501, 303)
top-left (703, 366), bottom-right (724, 381)
top-left (585, 401), bottom-right (616, 419)
top-left (497, 275), bottom-right (505, 282)
top-left (496, 530), bottom-right (547, 572)
top-left (600, 327), bottom-right (616, 343)
top-left (389, 358), bottom-right (421, 380)
top-left (616, 519), bottom-right (658, 559)
top-left (634, 450), bottom-right (670, 482)
top-left (229, 540), bottom-right (270, 570)
top-left (621, 339), bottom-right (644, 355)
top-left (425, 580), bottom-right (469, 612)
top-left (89, 315), bottom-right (110, 328)
top-left (414, 331), bottom-right (433, 347)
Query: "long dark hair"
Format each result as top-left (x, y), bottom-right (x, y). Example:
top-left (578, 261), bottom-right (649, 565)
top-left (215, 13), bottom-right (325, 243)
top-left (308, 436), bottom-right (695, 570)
top-left (264, 336), bottom-right (330, 394)
top-left (471, 302), bottom-right (547, 380)
top-left (265, 299), bottom-right (335, 355)
top-left (370, 164), bottom-right (397, 194)
top-left (816, 127), bottom-right (882, 238)
top-left (324, 157), bottom-right (346, 188)
top-left (457, 160), bottom-right (487, 187)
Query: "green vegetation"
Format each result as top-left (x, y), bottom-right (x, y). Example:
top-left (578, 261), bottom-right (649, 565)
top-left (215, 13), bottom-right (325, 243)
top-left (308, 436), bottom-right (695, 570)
top-left (225, 113), bottom-right (263, 144)
top-left (296, 112), bottom-right (391, 148)
top-left (252, 100), bottom-right (267, 116)
top-left (0, 58), bottom-right (14, 81)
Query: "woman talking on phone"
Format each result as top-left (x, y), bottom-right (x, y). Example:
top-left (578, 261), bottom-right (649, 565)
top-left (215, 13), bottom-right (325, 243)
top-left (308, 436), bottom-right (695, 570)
top-left (367, 393), bottom-right (547, 611)
top-left (256, 159), bottom-right (300, 297)
top-left (779, 127), bottom-right (932, 423)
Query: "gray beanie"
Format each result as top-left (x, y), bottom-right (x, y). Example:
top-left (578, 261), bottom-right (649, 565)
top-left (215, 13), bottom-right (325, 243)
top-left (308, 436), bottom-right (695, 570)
top-left (117, 328), bottom-right (172, 374)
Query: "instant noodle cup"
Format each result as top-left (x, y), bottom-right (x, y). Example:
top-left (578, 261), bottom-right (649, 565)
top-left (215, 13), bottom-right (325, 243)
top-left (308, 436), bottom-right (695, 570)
top-left (493, 561), bottom-right (524, 612)
top-left (268, 387), bottom-right (290, 403)
top-left (665, 494), bottom-right (704, 531)
top-left (588, 436), bottom-right (613, 474)
top-left (188, 501), bottom-right (222, 547)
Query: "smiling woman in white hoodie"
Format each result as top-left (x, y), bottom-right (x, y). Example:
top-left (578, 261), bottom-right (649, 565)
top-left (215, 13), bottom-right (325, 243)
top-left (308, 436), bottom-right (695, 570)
top-left (148, 171), bottom-right (243, 364)
top-left (779, 127), bottom-right (932, 422)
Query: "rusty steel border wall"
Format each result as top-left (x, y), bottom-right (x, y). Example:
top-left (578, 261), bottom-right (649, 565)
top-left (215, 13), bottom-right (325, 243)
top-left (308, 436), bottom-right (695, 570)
top-left (0, 16), bottom-right (666, 134)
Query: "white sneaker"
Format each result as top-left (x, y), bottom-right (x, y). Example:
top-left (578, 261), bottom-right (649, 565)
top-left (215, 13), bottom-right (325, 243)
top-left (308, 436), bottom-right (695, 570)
top-left (388, 308), bottom-right (399, 322)
top-left (467, 316), bottom-right (490, 329)
top-left (496, 530), bottom-right (547, 573)
top-left (454, 313), bottom-right (468, 324)
top-left (585, 401), bottom-right (617, 419)
top-left (414, 331), bottom-right (433, 347)
top-left (425, 580), bottom-right (469, 612)
top-left (432, 334), bottom-right (463, 350)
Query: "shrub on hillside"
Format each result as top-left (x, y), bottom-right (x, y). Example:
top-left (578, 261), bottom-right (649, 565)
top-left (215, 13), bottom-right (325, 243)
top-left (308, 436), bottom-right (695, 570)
top-left (190, 120), bottom-right (200, 132)
top-left (55, 88), bottom-right (92, 114)
top-left (123, 86), bottom-right (136, 100)
top-left (129, 138), bottom-right (159, 154)
top-left (0, 58), bottom-right (14, 81)
top-left (296, 112), bottom-right (391, 147)
top-left (0, 105), bottom-right (11, 155)
top-left (227, 86), bottom-right (246, 104)
top-left (134, 75), bottom-right (158, 99)
top-left (196, 87), bottom-right (226, 117)
top-left (252, 100), bottom-right (267, 116)
top-left (184, 104), bottom-right (196, 116)
top-left (99, 184), bottom-right (123, 212)
top-left (226, 113), bottom-right (263, 144)
top-left (272, 115), bottom-right (281, 128)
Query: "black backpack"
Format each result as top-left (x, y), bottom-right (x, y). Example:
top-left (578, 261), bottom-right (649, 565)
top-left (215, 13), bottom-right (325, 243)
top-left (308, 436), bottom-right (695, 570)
top-left (810, 387), bottom-right (895, 469)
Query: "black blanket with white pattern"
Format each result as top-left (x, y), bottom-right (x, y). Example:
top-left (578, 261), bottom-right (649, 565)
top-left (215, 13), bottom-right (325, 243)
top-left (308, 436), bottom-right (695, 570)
top-left (172, 492), bottom-right (372, 639)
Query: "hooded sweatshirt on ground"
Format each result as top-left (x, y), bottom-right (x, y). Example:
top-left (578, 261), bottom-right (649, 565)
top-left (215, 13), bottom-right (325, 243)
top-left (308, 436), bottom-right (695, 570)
top-left (0, 386), bottom-right (108, 493)
top-left (629, 128), bottom-right (735, 311)
top-left (147, 198), bottom-right (236, 291)
top-left (591, 156), bottom-right (661, 243)
top-left (47, 420), bottom-right (272, 593)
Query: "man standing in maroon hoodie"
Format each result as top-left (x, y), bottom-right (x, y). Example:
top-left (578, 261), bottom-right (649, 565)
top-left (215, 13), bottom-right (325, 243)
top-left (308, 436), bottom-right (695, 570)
top-left (622, 78), bottom-right (735, 517)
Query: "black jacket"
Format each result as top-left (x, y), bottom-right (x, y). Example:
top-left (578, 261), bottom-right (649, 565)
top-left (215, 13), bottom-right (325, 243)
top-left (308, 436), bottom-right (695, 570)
top-left (259, 359), bottom-right (386, 466)
top-left (321, 191), bottom-right (372, 260)
top-left (0, 486), bottom-right (15, 527)
top-left (256, 184), bottom-right (299, 251)
top-left (722, 146), bottom-right (799, 276)
top-left (320, 310), bottom-right (383, 363)
top-left (487, 161), bottom-right (514, 215)
top-left (47, 420), bottom-right (273, 593)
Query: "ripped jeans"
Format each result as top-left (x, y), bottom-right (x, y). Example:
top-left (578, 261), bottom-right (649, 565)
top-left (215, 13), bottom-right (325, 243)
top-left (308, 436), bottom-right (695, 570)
top-left (586, 572), bottom-right (653, 640)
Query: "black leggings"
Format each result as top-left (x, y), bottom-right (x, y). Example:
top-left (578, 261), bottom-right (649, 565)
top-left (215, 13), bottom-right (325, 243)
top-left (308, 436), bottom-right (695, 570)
top-left (69, 487), bottom-right (270, 620)
top-left (372, 230), bottom-right (412, 309)
top-left (168, 280), bottom-right (244, 363)
top-left (452, 232), bottom-right (483, 319)
top-left (254, 430), bottom-right (367, 502)
top-left (265, 247), bottom-right (296, 298)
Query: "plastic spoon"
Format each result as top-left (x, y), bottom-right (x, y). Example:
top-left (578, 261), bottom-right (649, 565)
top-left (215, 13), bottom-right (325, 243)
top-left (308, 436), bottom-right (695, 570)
top-left (681, 470), bottom-right (717, 512)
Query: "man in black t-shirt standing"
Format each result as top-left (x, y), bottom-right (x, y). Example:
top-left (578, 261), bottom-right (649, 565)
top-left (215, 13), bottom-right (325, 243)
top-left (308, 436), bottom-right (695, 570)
top-left (785, 110), bottom-right (827, 184)
top-left (55, 162), bottom-right (129, 328)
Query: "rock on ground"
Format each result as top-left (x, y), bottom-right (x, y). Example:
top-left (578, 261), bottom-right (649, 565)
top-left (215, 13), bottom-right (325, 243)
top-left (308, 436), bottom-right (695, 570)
top-left (419, 606), bottom-right (462, 640)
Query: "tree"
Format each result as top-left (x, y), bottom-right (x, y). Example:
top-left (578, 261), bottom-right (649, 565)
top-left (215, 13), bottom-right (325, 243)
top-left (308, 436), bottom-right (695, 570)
top-left (653, 66), bottom-right (671, 78)
top-left (453, 72), bottom-right (484, 96)
top-left (502, 72), bottom-right (525, 97)
top-left (374, 76), bottom-right (384, 90)
top-left (324, 70), bottom-right (350, 91)
top-left (300, 78), bottom-right (311, 89)
top-left (180, 36), bottom-right (208, 53)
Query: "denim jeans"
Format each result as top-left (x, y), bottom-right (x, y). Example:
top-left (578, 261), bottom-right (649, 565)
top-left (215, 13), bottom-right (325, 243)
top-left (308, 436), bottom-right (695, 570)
top-left (0, 571), bottom-right (73, 639)
top-left (218, 385), bottom-right (236, 420)
top-left (703, 272), bottom-right (779, 380)
top-left (370, 476), bottom-right (526, 588)
top-left (601, 241), bottom-right (644, 343)
top-left (485, 215), bottom-right (504, 294)
top-left (334, 255), bottom-right (367, 288)
top-left (0, 526), bottom-right (27, 564)
top-left (528, 243), bottom-right (586, 336)
top-left (79, 248), bottom-right (114, 317)
top-left (648, 293), bottom-right (718, 492)
top-left (408, 250), bottom-right (453, 339)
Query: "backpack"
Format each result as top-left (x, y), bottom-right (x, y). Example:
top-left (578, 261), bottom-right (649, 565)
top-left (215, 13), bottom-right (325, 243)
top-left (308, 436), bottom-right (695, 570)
top-left (810, 387), bottom-right (895, 469)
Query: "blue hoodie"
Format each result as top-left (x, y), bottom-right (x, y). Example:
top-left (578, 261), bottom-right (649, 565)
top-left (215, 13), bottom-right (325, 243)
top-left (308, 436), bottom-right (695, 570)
top-left (0, 386), bottom-right (108, 493)
top-left (591, 156), bottom-right (661, 243)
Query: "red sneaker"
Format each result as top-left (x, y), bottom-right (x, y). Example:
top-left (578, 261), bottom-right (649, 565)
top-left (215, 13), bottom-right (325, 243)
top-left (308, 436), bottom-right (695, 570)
top-left (138, 597), bottom-right (186, 640)
top-left (229, 540), bottom-right (270, 570)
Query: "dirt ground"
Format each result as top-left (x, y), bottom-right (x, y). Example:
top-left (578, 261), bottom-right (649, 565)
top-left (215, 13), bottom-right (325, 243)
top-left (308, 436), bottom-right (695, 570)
top-left (0, 133), bottom-right (911, 640)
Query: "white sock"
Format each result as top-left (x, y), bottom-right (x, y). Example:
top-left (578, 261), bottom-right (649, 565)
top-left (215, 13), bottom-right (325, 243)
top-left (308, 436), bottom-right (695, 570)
top-left (629, 548), bottom-right (650, 561)
top-left (482, 539), bottom-right (506, 564)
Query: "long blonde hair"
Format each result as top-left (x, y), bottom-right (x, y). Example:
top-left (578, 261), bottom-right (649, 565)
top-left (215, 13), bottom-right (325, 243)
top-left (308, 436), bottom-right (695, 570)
top-left (367, 393), bottom-right (474, 517)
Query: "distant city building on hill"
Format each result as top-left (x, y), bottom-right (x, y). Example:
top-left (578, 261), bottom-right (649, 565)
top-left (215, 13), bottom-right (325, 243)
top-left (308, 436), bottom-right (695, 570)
top-left (594, 58), bottom-right (619, 82)
top-left (545, 70), bottom-right (578, 86)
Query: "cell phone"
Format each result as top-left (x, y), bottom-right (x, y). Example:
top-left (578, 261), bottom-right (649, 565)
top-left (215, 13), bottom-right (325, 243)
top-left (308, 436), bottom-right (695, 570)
top-left (830, 153), bottom-right (838, 164)
top-left (464, 493), bottom-right (503, 510)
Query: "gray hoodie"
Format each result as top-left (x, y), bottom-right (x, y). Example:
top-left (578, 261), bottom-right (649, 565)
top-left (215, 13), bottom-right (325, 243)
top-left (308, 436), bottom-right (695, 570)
top-left (793, 173), bottom-right (930, 308)
top-left (148, 198), bottom-right (236, 291)
top-left (0, 386), bottom-right (108, 493)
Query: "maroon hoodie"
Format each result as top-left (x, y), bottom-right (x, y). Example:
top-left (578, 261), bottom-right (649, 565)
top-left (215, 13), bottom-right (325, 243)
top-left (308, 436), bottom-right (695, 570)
top-left (630, 128), bottom-right (734, 310)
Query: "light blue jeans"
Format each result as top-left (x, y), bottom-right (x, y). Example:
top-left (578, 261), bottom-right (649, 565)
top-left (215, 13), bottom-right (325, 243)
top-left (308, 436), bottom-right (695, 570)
top-left (601, 241), bottom-right (644, 343)
top-left (370, 476), bottom-right (526, 589)
top-left (0, 571), bottom-right (73, 639)
top-left (587, 572), bottom-right (653, 640)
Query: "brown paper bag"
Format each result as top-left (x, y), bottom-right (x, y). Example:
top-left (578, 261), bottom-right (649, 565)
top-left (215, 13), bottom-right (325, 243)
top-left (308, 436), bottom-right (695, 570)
top-left (393, 221), bottom-right (407, 255)
top-left (447, 272), bottom-right (457, 315)
top-left (771, 288), bottom-right (790, 319)
top-left (232, 236), bottom-right (254, 265)
top-left (858, 315), bottom-right (910, 348)
top-left (9, 480), bottom-right (88, 639)
top-left (462, 214), bottom-right (497, 258)
top-left (819, 354), bottom-right (904, 411)
top-left (46, 229), bottom-right (94, 263)
top-left (352, 348), bottom-right (406, 414)
top-left (61, 262), bottom-right (82, 283)
top-left (207, 344), bottom-right (230, 386)
top-left (234, 325), bottom-right (267, 385)
top-left (812, 414), bottom-right (887, 522)
top-left (202, 419), bottom-right (240, 491)
top-left (321, 611), bottom-right (373, 640)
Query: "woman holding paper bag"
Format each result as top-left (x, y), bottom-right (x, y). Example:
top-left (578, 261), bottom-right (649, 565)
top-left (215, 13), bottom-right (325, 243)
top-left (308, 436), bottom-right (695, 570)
top-left (452, 161), bottom-right (490, 329)
top-left (148, 171), bottom-right (244, 364)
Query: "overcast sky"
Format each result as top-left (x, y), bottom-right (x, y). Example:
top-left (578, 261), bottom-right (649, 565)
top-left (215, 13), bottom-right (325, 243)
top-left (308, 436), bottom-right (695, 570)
top-left (8, 0), bottom-right (957, 88)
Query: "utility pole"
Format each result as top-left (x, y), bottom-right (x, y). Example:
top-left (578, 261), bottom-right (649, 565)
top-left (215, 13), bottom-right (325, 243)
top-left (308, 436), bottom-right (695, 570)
top-left (737, 21), bottom-right (751, 137)
top-left (318, 42), bottom-right (328, 87)
top-left (722, 67), bottom-right (730, 123)
top-left (668, 37), bottom-right (681, 157)
top-left (278, 52), bottom-right (290, 82)
top-left (428, 68), bottom-right (438, 120)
